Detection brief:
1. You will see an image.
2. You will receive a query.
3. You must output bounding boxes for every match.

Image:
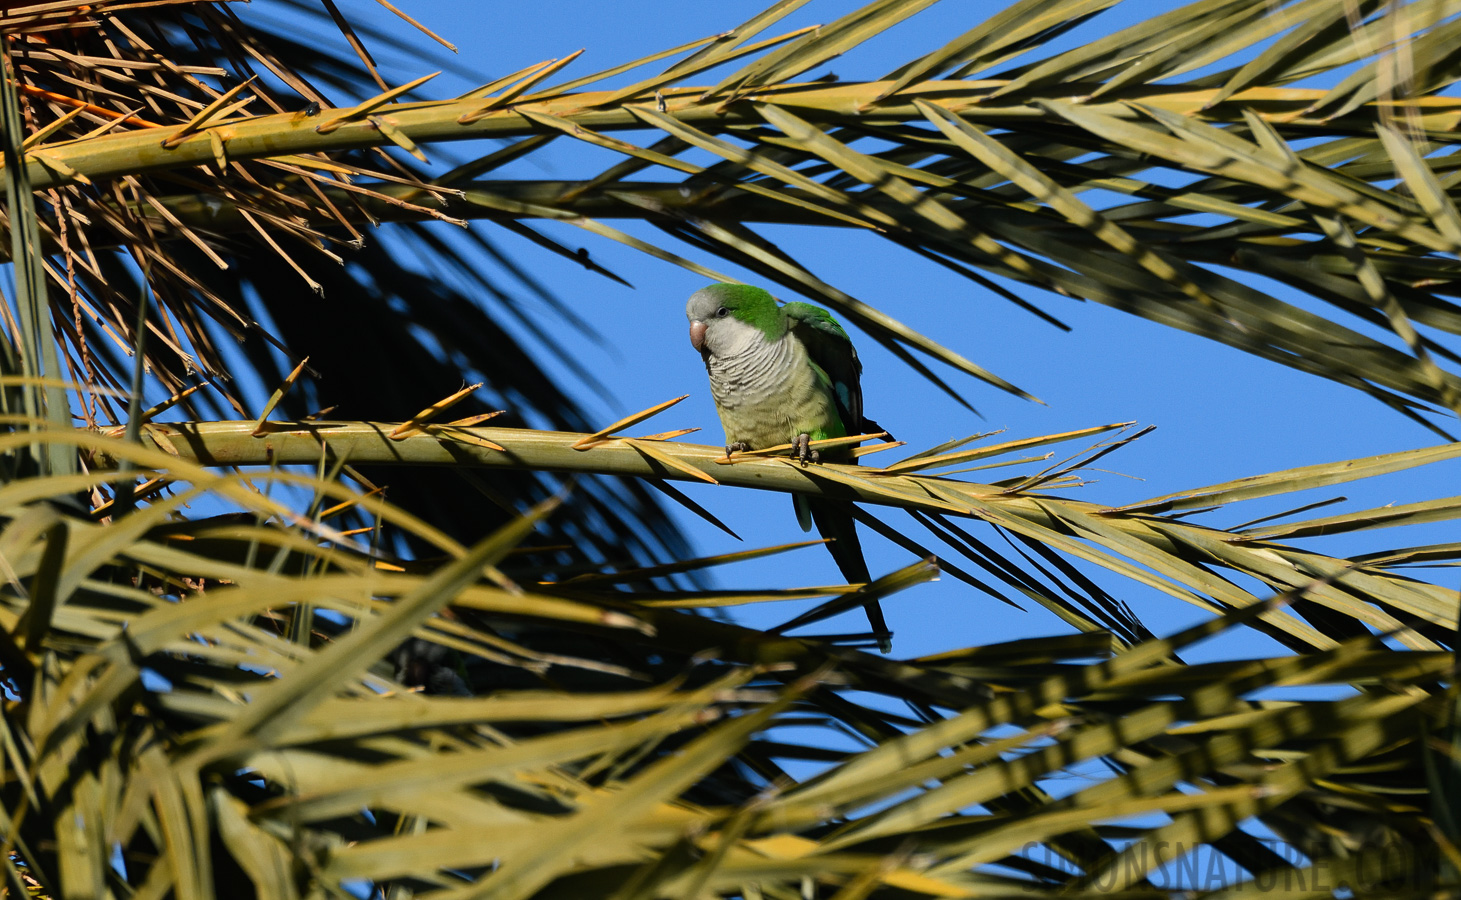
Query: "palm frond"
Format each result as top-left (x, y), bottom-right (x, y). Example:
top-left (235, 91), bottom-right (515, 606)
top-left (5, 3), bottom-right (1461, 896)
top-left (7, 0), bottom-right (1461, 426)
top-left (1, 436), bottom-right (1454, 898)
top-left (72, 416), bottom-right (1459, 651)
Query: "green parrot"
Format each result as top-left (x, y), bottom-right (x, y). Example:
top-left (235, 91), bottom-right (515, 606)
top-left (685, 283), bottom-right (893, 652)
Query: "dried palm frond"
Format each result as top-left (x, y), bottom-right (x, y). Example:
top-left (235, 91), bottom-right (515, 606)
top-left (94, 413), bottom-right (1461, 651)
top-left (1, 0), bottom-right (468, 425)
top-left (9, 0), bottom-right (1461, 431)
top-left (2, 4), bottom-right (1461, 892)
top-left (0, 429), bottom-right (1455, 899)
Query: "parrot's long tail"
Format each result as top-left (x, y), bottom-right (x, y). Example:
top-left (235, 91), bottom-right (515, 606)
top-left (795, 494), bottom-right (893, 653)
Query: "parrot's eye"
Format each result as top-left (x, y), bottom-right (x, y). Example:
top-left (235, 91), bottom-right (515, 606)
top-left (715, 307), bottom-right (729, 318)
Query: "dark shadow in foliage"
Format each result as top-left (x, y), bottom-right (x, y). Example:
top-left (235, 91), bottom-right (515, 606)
top-left (179, 234), bottom-right (694, 573)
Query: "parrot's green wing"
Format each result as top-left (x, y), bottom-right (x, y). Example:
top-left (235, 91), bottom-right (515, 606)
top-left (784, 302), bottom-right (893, 652)
top-left (784, 301), bottom-right (863, 433)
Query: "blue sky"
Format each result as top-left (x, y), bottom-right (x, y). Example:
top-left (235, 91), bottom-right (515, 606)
top-left (249, 0), bottom-right (1461, 663)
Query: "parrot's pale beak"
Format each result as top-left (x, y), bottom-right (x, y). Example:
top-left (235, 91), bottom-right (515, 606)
top-left (689, 320), bottom-right (708, 352)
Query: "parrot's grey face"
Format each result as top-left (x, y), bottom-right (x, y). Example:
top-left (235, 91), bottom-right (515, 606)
top-left (685, 289), bottom-right (753, 357)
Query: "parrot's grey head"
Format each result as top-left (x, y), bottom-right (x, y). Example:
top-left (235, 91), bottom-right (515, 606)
top-left (685, 283), bottom-right (780, 357)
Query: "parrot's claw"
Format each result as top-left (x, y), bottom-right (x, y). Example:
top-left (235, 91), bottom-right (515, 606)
top-left (793, 433), bottom-right (820, 466)
top-left (725, 441), bottom-right (750, 461)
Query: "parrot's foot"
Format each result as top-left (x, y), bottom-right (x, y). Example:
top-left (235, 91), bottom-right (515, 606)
top-left (792, 433), bottom-right (820, 466)
top-left (724, 441), bottom-right (751, 461)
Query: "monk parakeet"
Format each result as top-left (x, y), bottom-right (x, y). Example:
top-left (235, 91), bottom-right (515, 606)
top-left (685, 283), bottom-right (892, 652)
